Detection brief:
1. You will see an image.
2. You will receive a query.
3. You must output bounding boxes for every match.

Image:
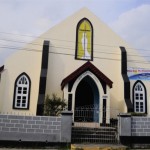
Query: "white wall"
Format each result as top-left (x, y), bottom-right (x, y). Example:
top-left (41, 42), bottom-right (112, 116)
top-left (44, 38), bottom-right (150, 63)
top-left (0, 39), bottom-right (43, 115)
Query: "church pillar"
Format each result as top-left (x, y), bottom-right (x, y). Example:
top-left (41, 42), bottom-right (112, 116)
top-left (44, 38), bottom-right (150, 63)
top-left (106, 85), bottom-right (110, 124)
top-left (120, 46), bottom-right (133, 112)
top-left (36, 40), bottom-right (50, 116)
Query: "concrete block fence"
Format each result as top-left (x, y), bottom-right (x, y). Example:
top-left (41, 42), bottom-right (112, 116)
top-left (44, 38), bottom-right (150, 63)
top-left (0, 111), bottom-right (72, 143)
top-left (131, 116), bottom-right (150, 136)
top-left (119, 113), bottom-right (150, 148)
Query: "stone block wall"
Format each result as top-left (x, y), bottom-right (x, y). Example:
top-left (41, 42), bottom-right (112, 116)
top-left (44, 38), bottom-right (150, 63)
top-left (0, 111), bottom-right (72, 143)
top-left (131, 116), bottom-right (150, 136)
top-left (119, 114), bottom-right (150, 147)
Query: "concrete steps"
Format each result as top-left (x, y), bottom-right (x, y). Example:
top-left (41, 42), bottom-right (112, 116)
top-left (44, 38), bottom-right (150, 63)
top-left (71, 126), bottom-right (118, 143)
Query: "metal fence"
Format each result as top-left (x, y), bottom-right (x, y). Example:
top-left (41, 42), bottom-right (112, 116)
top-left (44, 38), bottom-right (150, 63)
top-left (72, 106), bottom-right (119, 144)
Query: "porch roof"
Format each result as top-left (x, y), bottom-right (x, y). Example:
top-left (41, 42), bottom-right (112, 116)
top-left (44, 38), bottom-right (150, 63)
top-left (61, 61), bottom-right (113, 90)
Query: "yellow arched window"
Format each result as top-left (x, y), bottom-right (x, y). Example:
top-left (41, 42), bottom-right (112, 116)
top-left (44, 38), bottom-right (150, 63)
top-left (75, 18), bottom-right (93, 60)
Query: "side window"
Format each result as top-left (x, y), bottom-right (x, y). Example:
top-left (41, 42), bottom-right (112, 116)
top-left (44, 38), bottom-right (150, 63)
top-left (13, 73), bottom-right (31, 109)
top-left (75, 18), bottom-right (93, 61)
top-left (133, 81), bottom-right (146, 113)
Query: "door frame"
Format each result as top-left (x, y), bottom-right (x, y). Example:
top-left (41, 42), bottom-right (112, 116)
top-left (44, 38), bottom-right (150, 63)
top-left (71, 71), bottom-right (104, 123)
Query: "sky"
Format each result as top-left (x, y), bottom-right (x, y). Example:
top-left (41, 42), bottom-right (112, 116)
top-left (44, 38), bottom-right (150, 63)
top-left (0, 0), bottom-right (150, 66)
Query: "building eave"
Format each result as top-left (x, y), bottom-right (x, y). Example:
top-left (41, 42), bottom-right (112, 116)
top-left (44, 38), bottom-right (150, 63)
top-left (61, 61), bottom-right (113, 90)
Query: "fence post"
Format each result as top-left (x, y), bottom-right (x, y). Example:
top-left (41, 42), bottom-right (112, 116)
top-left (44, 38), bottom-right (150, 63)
top-left (61, 111), bottom-right (73, 143)
top-left (119, 113), bottom-right (131, 145)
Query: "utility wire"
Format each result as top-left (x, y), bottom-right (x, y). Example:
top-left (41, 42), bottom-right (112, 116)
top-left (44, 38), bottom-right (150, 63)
top-left (1, 31), bottom-right (148, 68)
top-left (0, 35), bottom-right (150, 57)
top-left (0, 43), bottom-right (150, 60)
top-left (0, 35), bottom-right (149, 57)
top-left (48, 52), bottom-right (150, 64)
top-left (0, 45), bottom-right (149, 64)
top-left (0, 38), bottom-right (42, 46)
top-left (0, 31), bottom-right (150, 52)
top-left (0, 33), bottom-right (149, 63)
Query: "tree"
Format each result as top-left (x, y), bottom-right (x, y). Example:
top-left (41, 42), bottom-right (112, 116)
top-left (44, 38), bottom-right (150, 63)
top-left (44, 94), bottom-right (67, 116)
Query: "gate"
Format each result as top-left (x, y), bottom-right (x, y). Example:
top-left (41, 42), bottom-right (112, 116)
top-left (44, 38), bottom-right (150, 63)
top-left (72, 106), bottom-right (119, 144)
top-left (74, 105), bottom-right (99, 123)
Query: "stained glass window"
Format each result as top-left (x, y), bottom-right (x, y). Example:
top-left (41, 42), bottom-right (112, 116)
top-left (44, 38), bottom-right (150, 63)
top-left (76, 18), bottom-right (93, 60)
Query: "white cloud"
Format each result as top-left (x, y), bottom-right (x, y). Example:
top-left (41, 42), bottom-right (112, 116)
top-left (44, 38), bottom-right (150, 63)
top-left (110, 4), bottom-right (150, 50)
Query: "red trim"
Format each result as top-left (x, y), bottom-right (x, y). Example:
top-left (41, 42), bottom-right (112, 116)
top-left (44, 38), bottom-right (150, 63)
top-left (61, 61), bottom-right (113, 90)
top-left (0, 65), bottom-right (4, 73)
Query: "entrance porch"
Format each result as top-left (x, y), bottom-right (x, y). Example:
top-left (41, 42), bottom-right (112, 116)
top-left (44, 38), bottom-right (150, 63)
top-left (61, 61), bottom-right (113, 125)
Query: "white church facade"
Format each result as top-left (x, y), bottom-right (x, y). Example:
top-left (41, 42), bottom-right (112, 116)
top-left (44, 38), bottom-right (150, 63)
top-left (0, 8), bottom-right (150, 124)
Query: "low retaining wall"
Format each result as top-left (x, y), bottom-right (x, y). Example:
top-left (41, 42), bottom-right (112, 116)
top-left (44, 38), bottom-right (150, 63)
top-left (132, 116), bottom-right (150, 136)
top-left (0, 111), bottom-right (72, 143)
top-left (119, 113), bottom-right (150, 148)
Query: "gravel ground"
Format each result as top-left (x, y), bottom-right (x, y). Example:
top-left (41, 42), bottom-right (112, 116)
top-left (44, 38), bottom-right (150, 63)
top-left (0, 149), bottom-right (66, 150)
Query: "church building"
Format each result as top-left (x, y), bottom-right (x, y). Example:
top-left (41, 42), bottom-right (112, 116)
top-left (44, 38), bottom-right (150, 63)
top-left (0, 8), bottom-right (150, 124)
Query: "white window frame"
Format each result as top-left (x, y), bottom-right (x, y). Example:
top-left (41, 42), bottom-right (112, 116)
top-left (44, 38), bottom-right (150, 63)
top-left (14, 74), bottom-right (30, 109)
top-left (134, 82), bottom-right (145, 113)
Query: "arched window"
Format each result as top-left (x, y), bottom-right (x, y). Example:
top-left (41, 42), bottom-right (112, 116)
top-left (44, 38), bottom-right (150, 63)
top-left (13, 73), bottom-right (31, 109)
top-left (133, 81), bottom-right (147, 113)
top-left (75, 18), bottom-right (93, 60)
